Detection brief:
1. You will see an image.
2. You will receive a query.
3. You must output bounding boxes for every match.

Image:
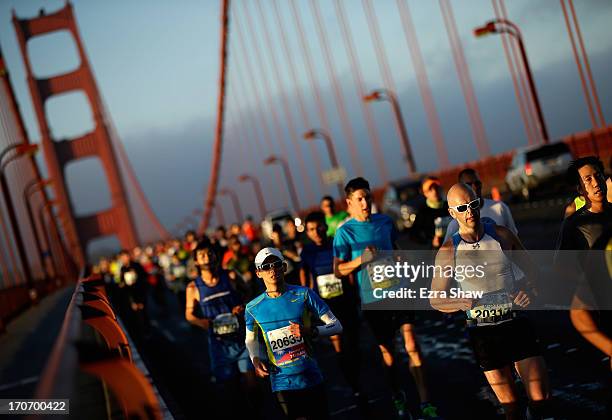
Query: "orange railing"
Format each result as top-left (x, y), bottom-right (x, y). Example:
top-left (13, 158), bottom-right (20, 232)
top-left (33, 271), bottom-right (162, 419)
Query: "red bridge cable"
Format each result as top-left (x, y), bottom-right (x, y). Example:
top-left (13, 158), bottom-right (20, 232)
top-left (270, 0), bottom-right (324, 187)
top-left (309, 0), bottom-right (364, 177)
top-left (559, 0), bottom-right (597, 129)
top-left (287, 0), bottom-right (350, 189)
top-left (200, 0), bottom-right (231, 233)
top-left (104, 108), bottom-right (170, 241)
top-left (251, 0), bottom-right (316, 204)
top-left (439, 0), bottom-right (489, 159)
top-left (568, 0), bottom-right (605, 127)
top-left (396, 0), bottom-right (448, 166)
top-left (231, 16), bottom-right (291, 209)
top-left (333, 0), bottom-right (388, 183)
top-left (237, 4), bottom-right (302, 202)
top-left (492, 0), bottom-right (537, 146)
top-left (498, 0), bottom-right (541, 144)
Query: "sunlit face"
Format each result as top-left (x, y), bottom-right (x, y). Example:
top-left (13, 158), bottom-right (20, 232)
top-left (578, 164), bottom-right (607, 204)
top-left (320, 199), bottom-right (334, 217)
top-left (195, 248), bottom-right (218, 271)
top-left (346, 189), bottom-right (371, 219)
top-left (256, 256), bottom-right (285, 288)
top-left (459, 173), bottom-right (483, 200)
top-left (423, 184), bottom-right (442, 202)
top-left (448, 188), bottom-right (480, 230)
top-left (305, 220), bottom-right (326, 245)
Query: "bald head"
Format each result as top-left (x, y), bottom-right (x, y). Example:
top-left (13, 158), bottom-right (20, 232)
top-left (447, 183), bottom-right (477, 207)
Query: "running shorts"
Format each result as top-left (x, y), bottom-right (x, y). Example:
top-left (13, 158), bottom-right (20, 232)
top-left (466, 316), bottom-right (542, 371)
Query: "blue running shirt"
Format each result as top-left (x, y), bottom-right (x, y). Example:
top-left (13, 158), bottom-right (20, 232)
top-left (244, 285), bottom-right (330, 391)
top-left (333, 213), bottom-right (398, 302)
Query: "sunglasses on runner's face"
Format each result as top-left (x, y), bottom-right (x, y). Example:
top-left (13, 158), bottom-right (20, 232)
top-left (257, 260), bottom-right (284, 271)
top-left (450, 198), bottom-right (481, 213)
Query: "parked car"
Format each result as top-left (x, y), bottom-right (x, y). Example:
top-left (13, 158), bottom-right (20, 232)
top-left (505, 142), bottom-right (574, 200)
top-left (381, 178), bottom-right (424, 232)
top-left (260, 209), bottom-right (301, 240)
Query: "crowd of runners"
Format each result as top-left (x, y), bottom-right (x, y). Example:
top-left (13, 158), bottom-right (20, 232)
top-left (92, 155), bottom-right (611, 420)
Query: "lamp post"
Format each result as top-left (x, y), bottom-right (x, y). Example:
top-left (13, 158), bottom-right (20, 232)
top-left (363, 88), bottom-right (417, 174)
top-left (474, 19), bottom-right (549, 143)
top-left (303, 129), bottom-right (344, 197)
top-left (264, 155), bottom-right (300, 211)
top-left (0, 143), bottom-right (39, 290)
top-left (37, 199), bottom-right (61, 281)
top-left (23, 178), bottom-right (52, 281)
top-left (238, 174), bottom-right (267, 220)
top-left (219, 188), bottom-right (244, 223)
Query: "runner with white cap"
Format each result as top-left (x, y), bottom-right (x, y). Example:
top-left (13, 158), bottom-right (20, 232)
top-left (244, 247), bottom-right (343, 419)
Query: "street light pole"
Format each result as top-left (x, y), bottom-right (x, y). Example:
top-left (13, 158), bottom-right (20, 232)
top-left (474, 19), bottom-right (549, 143)
top-left (264, 155), bottom-right (301, 212)
top-left (220, 188), bottom-right (244, 223)
top-left (23, 179), bottom-right (52, 281)
top-left (303, 129), bottom-right (344, 198)
top-left (238, 174), bottom-right (267, 220)
top-left (0, 143), bottom-right (39, 290)
top-left (37, 200), bottom-right (60, 281)
top-left (363, 89), bottom-right (417, 174)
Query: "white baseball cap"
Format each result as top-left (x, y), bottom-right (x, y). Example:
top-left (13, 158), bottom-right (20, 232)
top-left (254, 247), bottom-right (284, 269)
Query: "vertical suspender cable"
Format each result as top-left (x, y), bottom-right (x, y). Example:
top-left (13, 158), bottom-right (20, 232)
top-left (309, 0), bottom-right (364, 177)
top-left (333, 0), bottom-right (388, 183)
top-left (251, 0), bottom-right (316, 204)
top-left (492, 0), bottom-right (537, 146)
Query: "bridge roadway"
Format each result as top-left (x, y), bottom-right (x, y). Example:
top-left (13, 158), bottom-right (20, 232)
top-left (0, 195), bottom-right (609, 419)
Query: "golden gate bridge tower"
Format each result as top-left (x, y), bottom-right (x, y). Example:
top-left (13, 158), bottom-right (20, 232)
top-left (12, 2), bottom-right (139, 267)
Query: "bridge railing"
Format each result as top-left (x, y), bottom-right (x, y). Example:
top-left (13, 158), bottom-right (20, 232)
top-left (32, 270), bottom-right (162, 420)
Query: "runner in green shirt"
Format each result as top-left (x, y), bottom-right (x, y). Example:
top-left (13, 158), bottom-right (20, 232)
top-left (320, 195), bottom-right (348, 237)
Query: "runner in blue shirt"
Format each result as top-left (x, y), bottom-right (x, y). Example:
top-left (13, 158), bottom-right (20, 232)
top-left (333, 177), bottom-right (439, 419)
top-left (299, 211), bottom-right (364, 408)
top-left (245, 247), bottom-right (342, 419)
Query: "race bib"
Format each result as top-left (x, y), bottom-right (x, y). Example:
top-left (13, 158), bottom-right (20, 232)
top-left (367, 257), bottom-right (401, 290)
top-left (316, 274), bottom-right (343, 299)
top-left (467, 290), bottom-right (512, 321)
top-left (266, 325), bottom-right (307, 366)
top-left (212, 313), bottom-right (239, 336)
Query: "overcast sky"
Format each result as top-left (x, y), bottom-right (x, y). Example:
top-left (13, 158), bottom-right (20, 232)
top-left (1, 0), bottom-right (611, 255)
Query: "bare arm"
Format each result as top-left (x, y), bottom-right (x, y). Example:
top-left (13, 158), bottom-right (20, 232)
top-left (430, 241), bottom-right (473, 312)
top-left (334, 255), bottom-right (362, 278)
top-left (299, 266), bottom-right (311, 288)
top-left (184, 282), bottom-right (210, 329)
top-left (570, 308), bottom-right (612, 356)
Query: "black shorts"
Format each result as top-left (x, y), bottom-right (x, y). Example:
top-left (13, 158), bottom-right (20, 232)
top-left (467, 316), bottom-right (542, 372)
top-left (275, 383), bottom-right (328, 419)
top-left (363, 310), bottom-right (415, 347)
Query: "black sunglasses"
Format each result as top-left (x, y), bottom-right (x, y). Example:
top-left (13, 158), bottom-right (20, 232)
top-left (257, 260), bottom-right (284, 271)
top-left (449, 198), bottom-right (481, 213)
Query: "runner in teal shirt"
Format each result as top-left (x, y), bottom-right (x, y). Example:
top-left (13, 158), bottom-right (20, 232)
top-left (245, 247), bottom-right (342, 419)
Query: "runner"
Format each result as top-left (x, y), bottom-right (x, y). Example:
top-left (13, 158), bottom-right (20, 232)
top-left (320, 195), bottom-right (349, 237)
top-left (431, 183), bottom-right (553, 420)
top-left (184, 241), bottom-right (258, 410)
top-left (555, 157), bottom-right (612, 411)
top-left (333, 177), bottom-right (439, 419)
top-left (412, 177), bottom-right (450, 249)
top-left (245, 247), bottom-right (342, 419)
top-left (299, 211), bottom-right (365, 407)
top-left (444, 168), bottom-right (518, 241)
